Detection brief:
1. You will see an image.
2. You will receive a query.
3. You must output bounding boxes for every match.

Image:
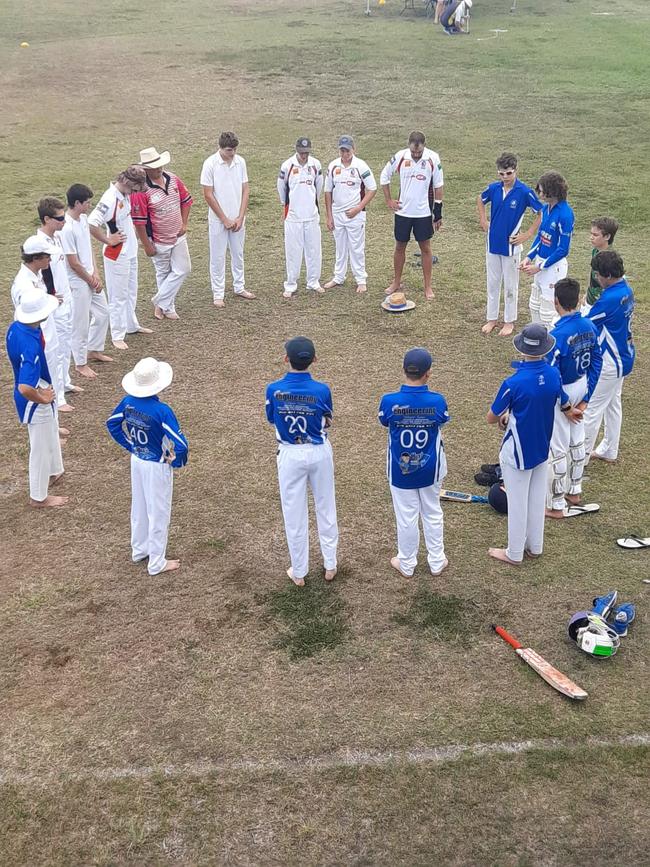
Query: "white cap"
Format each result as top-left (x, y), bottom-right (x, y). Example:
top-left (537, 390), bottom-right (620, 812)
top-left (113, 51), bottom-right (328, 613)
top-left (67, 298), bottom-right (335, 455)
top-left (22, 235), bottom-right (52, 256)
top-left (122, 357), bottom-right (173, 397)
top-left (15, 288), bottom-right (58, 324)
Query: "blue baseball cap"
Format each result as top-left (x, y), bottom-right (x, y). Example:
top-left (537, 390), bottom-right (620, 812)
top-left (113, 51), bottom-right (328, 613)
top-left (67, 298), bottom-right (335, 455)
top-left (338, 135), bottom-right (354, 149)
top-left (285, 336), bottom-right (315, 366)
top-left (403, 347), bottom-right (433, 376)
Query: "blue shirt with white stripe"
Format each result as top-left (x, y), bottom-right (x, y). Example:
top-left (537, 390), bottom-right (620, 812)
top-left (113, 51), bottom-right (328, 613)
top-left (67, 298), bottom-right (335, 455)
top-left (491, 360), bottom-right (568, 470)
top-left (527, 200), bottom-right (574, 268)
top-left (265, 371), bottom-right (332, 445)
top-left (587, 278), bottom-right (635, 377)
top-left (6, 321), bottom-right (55, 424)
top-left (548, 311), bottom-right (602, 402)
top-left (378, 385), bottom-right (450, 489)
top-left (480, 179), bottom-right (542, 257)
top-left (106, 395), bottom-right (188, 467)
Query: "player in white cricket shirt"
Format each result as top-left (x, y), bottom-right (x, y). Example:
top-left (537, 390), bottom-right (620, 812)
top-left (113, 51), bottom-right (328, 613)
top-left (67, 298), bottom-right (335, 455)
top-left (323, 135), bottom-right (377, 294)
top-left (380, 131), bottom-right (444, 301)
top-left (60, 183), bottom-right (112, 379)
top-left (277, 137), bottom-right (324, 298)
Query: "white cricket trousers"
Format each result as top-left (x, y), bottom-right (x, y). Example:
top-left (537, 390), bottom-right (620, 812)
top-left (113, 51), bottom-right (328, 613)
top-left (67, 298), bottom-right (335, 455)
top-left (41, 316), bottom-right (64, 409)
top-left (486, 249), bottom-right (521, 323)
top-left (70, 277), bottom-right (109, 366)
top-left (130, 456), bottom-right (173, 576)
top-left (52, 293), bottom-right (73, 396)
top-left (151, 235), bottom-right (191, 313)
top-left (27, 414), bottom-right (63, 502)
top-left (332, 211), bottom-right (367, 284)
top-left (208, 219), bottom-right (245, 300)
top-left (283, 218), bottom-right (322, 294)
top-left (104, 255), bottom-right (140, 341)
top-left (501, 460), bottom-right (547, 562)
top-left (276, 440), bottom-right (338, 580)
top-left (546, 377), bottom-right (586, 510)
top-left (390, 482), bottom-right (446, 576)
top-left (529, 256), bottom-right (568, 326)
top-left (583, 363), bottom-right (624, 461)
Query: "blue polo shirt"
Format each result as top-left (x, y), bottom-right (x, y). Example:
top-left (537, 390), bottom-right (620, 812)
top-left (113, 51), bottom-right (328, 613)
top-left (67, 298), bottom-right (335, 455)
top-left (107, 395), bottom-right (188, 467)
top-left (6, 321), bottom-right (55, 424)
top-left (548, 312), bottom-right (602, 402)
top-left (265, 371), bottom-right (333, 445)
top-left (480, 179), bottom-right (542, 257)
top-left (378, 385), bottom-right (450, 489)
top-left (587, 278), bottom-right (635, 377)
top-left (491, 360), bottom-right (568, 470)
top-left (527, 201), bottom-right (574, 268)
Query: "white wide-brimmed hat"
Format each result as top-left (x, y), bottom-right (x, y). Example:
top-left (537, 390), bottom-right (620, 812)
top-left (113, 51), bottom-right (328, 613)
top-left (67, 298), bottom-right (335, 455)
top-left (139, 147), bottom-right (171, 169)
top-left (22, 235), bottom-right (52, 255)
top-left (15, 288), bottom-right (58, 324)
top-left (381, 291), bottom-right (416, 313)
top-left (122, 357), bottom-right (173, 397)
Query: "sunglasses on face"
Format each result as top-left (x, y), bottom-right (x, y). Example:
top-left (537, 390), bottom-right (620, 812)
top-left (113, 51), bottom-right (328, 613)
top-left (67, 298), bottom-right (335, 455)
top-left (49, 214), bottom-right (66, 222)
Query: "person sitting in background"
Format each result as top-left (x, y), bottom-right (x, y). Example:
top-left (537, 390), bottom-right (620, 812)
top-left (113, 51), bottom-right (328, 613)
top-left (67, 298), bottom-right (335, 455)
top-left (441, 0), bottom-right (472, 34)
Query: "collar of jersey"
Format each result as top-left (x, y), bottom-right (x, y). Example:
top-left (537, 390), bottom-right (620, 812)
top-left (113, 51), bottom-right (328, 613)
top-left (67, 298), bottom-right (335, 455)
top-left (400, 384), bottom-right (428, 391)
top-left (510, 359), bottom-right (546, 370)
top-left (285, 371), bottom-right (312, 379)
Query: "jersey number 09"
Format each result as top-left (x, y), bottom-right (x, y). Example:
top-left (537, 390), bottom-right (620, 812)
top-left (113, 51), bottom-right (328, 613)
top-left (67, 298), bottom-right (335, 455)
top-left (400, 429), bottom-right (428, 449)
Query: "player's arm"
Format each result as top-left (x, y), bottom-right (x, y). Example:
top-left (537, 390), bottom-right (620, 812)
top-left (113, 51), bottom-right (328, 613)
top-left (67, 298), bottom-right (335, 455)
top-left (583, 338), bottom-right (603, 405)
top-left (88, 205), bottom-right (124, 247)
top-left (18, 355), bottom-right (55, 404)
top-left (380, 157), bottom-right (400, 211)
top-left (202, 185), bottom-right (234, 229)
top-left (106, 406), bottom-right (132, 451)
top-left (378, 396), bottom-right (391, 428)
top-left (134, 222), bottom-right (157, 257)
top-left (176, 178), bottom-right (193, 237)
top-left (265, 386), bottom-right (275, 424)
top-left (542, 215), bottom-right (574, 268)
top-left (277, 165), bottom-right (289, 205)
top-left (315, 162), bottom-right (324, 199)
top-left (477, 195), bottom-right (489, 232)
top-left (65, 251), bottom-right (101, 288)
top-left (232, 182), bottom-right (249, 232)
top-left (162, 410), bottom-right (189, 467)
top-left (488, 382), bottom-right (511, 428)
top-left (324, 190), bottom-right (334, 231)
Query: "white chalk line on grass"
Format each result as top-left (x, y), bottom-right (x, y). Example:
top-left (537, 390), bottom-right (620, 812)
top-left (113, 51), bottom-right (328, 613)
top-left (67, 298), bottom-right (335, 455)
top-left (1, 733), bottom-right (648, 788)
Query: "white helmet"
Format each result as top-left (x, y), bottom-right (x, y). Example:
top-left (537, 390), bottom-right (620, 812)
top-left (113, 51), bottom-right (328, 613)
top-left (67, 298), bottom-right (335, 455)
top-left (568, 611), bottom-right (620, 658)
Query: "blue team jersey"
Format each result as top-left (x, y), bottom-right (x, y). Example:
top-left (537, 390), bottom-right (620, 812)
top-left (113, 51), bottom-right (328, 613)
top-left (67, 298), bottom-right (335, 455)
top-left (481, 179), bottom-right (542, 257)
top-left (378, 385), bottom-right (450, 489)
top-left (491, 360), bottom-right (568, 470)
top-left (548, 312), bottom-right (602, 402)
top-left (106, 395), bottom-right (188, 467)
top-left (587, 278), bottom-right (635, 377)
top-left (265, 371), bottom-right (333, 445)
top-left (527, 200), bottom-right (574, 268)
top-left (6, 321), bottom-right (55, 424)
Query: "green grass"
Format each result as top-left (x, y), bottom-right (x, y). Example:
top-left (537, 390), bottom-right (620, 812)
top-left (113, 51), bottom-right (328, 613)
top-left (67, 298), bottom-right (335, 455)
top-left (392, 585), bottom-right (482, 642)
top-left (266, 577), bottom-right (349, 659)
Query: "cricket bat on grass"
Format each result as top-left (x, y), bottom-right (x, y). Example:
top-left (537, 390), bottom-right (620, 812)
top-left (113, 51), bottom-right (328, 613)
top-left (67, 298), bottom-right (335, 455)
top-left (492, 625), bottom-right (588, 700)
top-left (441, 489), bottom-right (488, 504)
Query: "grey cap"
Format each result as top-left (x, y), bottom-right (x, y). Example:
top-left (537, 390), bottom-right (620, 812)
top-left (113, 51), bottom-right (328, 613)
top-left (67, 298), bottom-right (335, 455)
top-left (338, 135), bottom-right (354, 149)
top-left (513, 323), bottom-right (556, 357)
top-left (295, 137), bottom-right (312, 152)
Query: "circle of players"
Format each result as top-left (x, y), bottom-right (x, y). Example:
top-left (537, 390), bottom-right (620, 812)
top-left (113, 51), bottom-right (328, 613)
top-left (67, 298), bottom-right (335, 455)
top-left (6, 132), bottom-right (636, 584)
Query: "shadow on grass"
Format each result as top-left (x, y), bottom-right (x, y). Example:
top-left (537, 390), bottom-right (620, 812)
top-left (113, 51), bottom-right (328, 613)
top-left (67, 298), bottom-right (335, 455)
top-left (391, 586), bottom-right (480, 644)
top-left (265, 574), bottom-right (350, 661)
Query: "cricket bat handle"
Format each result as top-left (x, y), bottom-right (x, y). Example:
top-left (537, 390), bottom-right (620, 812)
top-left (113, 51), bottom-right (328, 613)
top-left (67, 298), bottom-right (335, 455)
top-left (492, 624), bottom-right (523, 650)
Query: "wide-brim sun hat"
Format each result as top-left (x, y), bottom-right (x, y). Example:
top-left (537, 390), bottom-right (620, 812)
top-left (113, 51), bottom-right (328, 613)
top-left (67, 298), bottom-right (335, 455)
top-left (15, 289), bottom-right (59, 324)
top-left (513, 323), bottom-right (555, 356)
top-left (381, 291), bottom-right (416, 313)
top-left (122, 357), bottom-right (173, 397)
top-left (139, 147), bottom-right (171, 169)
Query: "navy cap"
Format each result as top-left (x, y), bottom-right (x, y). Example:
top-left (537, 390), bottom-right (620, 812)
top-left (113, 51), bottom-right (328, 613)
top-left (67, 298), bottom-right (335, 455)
top-left (295, 137), bottom-right (312, 152)
top-left (285, 336), bottom-right (315, 366)
top-left (513, 323), bottom-right (556, 357)
top-left (338, 135), bottom-right (354, 149)
top-left (403, 347), bottom-right (433, 377)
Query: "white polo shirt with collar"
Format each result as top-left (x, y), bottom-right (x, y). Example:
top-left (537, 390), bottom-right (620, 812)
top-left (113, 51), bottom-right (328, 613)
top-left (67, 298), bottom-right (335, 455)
top-left (200, 152), bottom-right (248, 222)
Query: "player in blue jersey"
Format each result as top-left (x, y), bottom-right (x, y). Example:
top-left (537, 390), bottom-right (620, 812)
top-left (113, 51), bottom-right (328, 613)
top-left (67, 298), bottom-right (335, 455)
top-left (545, 278), bottom-right (602, 517)
top-left (583, 251), bottom-right (635, 464)
top-left (477, 152), bottom-right (542, 336)
top-left (521, 172), bottom-right (574, 326)
top-left (487, 324), bottom-right (580, 565)
top-left (265, 337), bottom-right (338, 586)
top-left (378, 348), bottom-right (450, 577)
top-left (107, 357), bottom-right (188, 575)
top-left (6, 289), bottom-right (67, 508)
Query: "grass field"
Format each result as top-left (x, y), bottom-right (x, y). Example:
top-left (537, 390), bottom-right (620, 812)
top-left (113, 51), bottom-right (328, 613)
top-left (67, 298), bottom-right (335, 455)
top-left (1, 0), bottom-right (649, 864)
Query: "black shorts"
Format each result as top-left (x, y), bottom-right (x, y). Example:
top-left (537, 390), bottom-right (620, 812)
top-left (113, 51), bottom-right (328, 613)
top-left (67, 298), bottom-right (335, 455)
top-left (394, 214), bottom-right (433, 243)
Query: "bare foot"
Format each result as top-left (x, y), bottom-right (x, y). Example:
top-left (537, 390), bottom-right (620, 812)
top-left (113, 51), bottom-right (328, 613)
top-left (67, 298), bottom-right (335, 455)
top-left (30, 495), bottom-right (68, 508)
top-left (545, 508), bottom-right (566, 520)
top-left (136, 326), bottom-right (154, 334)
top-left (154, 306), bottom-right (165, 320)
top-left (59, 403), bottom-right (75, 413)
top-left (323, 280), bottom-right (342, 290)
top-left (498, 323), bottom-right (515, 337)
top-left (356, 284), bottom-right (367, 293)
top-left (164, 311), bottom-right (180, 320)
top-left (58, 426), bottom-right (70, 437)
top-left (482, 320), bottom-right (498, 334)
top-left (76, 364), bottom-right (97, 379)
top-left (282, 292), bottom-right (294, 300)
top-left (424, 289), bottom-right (434, 301)
top-left (112, 340), bottom-right (129, 350)
top-left (310, 284), bottom-right (325, 294)
top-left (590, 452), bottom-right (616, 464)
top-left (430, 558), bottom-right (449, 576)
top-left (287, 567), bottom-right (305, 587)
top-left (213, 299), bottom-right (226, 308)
top-left (66, 384), bottom-right (84, 393)
top-left (385, 282), bottom-right (405, 295)
top-left (324, 567), bottom-right (337, 582)
top-left (50, 472), bottom-right (65, 486)
top-left (390, 556), bottom-right (411, 578)
top-left (236, 290), bottom-right (256, 300)
top-left (565, 493), bottom-right (582, 506)
top-left (88, 351), bottom-right (114, 362)
top-left (488, 547), bottom-right (521, 566)
top-left (158, 559), bottom-right (180, 573)
top-left (524, 550), bottom-right (541, 560)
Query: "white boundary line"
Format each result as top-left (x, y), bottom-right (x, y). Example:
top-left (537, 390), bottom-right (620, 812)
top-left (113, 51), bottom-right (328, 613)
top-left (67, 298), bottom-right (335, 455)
top-left (1, 733), bottom-right (648, 788)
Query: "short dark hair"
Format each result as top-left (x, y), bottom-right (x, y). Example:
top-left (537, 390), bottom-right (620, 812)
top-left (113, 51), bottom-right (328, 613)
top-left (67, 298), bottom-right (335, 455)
top-left (408, 131), bottom-right (425, 146)
top-left (496, 152), bottom-right (518, 171)
top-left (219, 131), bottom-right (239, 149)
top-left (591, 250), bottom-right (625, 280)
top-left (66, 183), bottom-right (94, 208)
top-left (591, 217), bottom-right (618, 245)
top-left (37, 196), bottom-right (65, 222)
top-left (536, 171), bottom-right (568, 201)
top-left (554, 277), bottom-right (580, 310)
top-left (21, 251), bottom-right (51, 265)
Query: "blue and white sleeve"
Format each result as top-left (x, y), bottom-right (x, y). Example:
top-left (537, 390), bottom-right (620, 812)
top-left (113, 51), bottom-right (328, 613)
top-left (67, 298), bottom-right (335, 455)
top-left (106, 400), bottom-right (132, 453)
top-left (162, 406), bottom-right (188, 468)
top-left (490, 381), bottom-right (511, 417)
top-left (265, 384), bottom-right (275, 424)
top-left (585, 338), bottom-right (603, 403)
top-left (543, 212), bottom-right (574, 268)
top-left (378, 395), bottom-right (390, 427)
